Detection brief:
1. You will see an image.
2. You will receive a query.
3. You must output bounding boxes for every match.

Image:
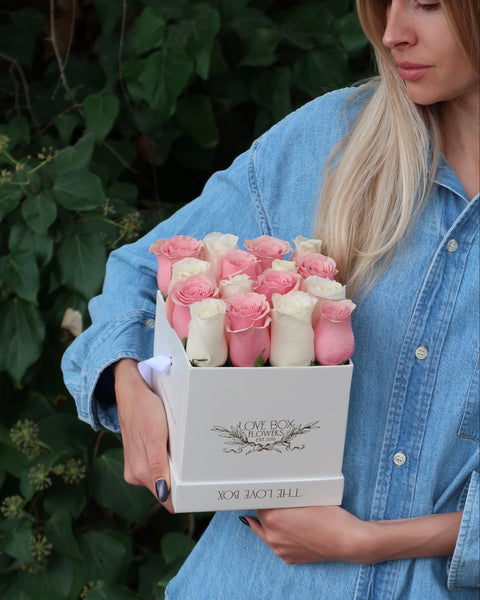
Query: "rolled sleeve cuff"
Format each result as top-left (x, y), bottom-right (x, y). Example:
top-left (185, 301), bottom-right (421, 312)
top-left (61, 309), bottom-right (156, 433)
top-left (447, 470), bottom-right (480, 591)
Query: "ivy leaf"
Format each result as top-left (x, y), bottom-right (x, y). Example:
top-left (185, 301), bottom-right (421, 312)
top-left (56, 231), bottom-right (106, 299)
top-left (0, 298), bottom-right (45, 384)
top-left (0, 184), bottom-right (23, 222)
top-left (2, 519), bottom-right (34, 562)
top-left (339, 11), bottom-right (368, 54)
top-left (20, 554), bottom-right (74, 600)
top-left (131, 7), bottom-right (166, 56)
top-left (161, 532), bottom-right (196, 564)
top-left (185, 5), bottom-right (221, 79)
top-left (21, 190), bottom-right (57, 234)
top-left (90, 448), bottom-right (155, 524)
top-left (137, 47), bottom-right (193, 120)
top-left (53, 168), bottom-right (105, 211)
top-left (52, 113), bottom-right (81, 146)
top-left (9, 222), bottom-right (54, 268)
top-left (0, 249), bottom-right (39, 303)
top-left (52, 132), bottom-right (95, 175)
top-left (76, 529), bottom-right (132, 584)
top-left (239, 28), bottom-right (284, 67)
top-left (84, 93), bottom-right (120, 143)
top-left (43, 481), bottom-right (87, 519)
top-left (175, 94), bottom-right (219, 149)
top-left (44, 512), bottom-right (83, 560)
top-left (292, 47), bottom-right (350, 96)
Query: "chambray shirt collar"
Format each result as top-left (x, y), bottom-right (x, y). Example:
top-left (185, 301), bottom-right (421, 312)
top-left (434, 154), bottom-right (472, 205)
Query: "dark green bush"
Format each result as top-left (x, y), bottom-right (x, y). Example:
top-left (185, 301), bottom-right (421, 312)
top-left (0, 1), bottom-right (372, 597)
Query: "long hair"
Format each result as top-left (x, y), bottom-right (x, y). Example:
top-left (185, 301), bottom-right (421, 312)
top-left (315, 0), bottom-right (479, 298)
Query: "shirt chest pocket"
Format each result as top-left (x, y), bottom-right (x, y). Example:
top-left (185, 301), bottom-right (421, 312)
top-left (458, 354), bottom-right (480, 443)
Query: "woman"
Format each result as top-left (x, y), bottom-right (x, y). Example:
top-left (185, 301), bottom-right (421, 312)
top-left (62, 0), bottom-right (479, 597)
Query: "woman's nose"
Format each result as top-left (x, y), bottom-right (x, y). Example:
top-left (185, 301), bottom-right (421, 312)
top-left (382, 0), bottom-right (416, 49)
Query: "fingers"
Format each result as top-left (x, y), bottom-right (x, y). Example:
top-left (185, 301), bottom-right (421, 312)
top-left (113, 358), bottom-right (175, 512)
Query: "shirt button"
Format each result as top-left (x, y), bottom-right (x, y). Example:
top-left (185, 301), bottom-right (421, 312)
top-left (415, 345), bottom-right (428, 360)
top-left (393, 451), bottom-right (406, 467)
top-left (143, 319), bottom-right (155, 329)
top-left (446, 239), bottom-right (458, 253)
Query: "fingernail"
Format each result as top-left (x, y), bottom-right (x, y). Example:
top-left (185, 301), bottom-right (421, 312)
top-left (155, 479), bottom-right (169, 503)
top-left (239, 516), bottom-right (250, 527)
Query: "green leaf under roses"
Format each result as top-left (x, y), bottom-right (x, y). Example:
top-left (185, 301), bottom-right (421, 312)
top-left (21, 190), bottom-right (57, 234)
top-left (90, 448), bottom-right (155, 524)
top-left (137, 47), bottom-right (194, 120)
top-left (0, 249), bottom-right (39, 303)
top-left (53, 168), bottom-right (105, 211)
top-left (56, 230), bottom-right (106, 299)
top-left (0, 298), bottom-right (45, 384)
top-left (84, 93), bottom-right (120, 143)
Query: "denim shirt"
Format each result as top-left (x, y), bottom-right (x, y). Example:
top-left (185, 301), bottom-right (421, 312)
top-left (61, 86), bottom-right (479, 598)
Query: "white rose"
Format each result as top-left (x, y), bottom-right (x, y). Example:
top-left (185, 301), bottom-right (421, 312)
top-left (270, 291), bottom-right (317, 367)
top-left (186, 298), bottom-right (228, 367)
top-left (203, 232), bottom-right (239, 280)
top-left (219, 274), bottom-right (255, 299)
top-left (271, 259), bottom-right (298, 272)
top-left (169, 257), bottom-right (212, 290)
top-left (292, 235), bottom-right (323, 259)
top-left (302, 275), bottom-right (346, 300)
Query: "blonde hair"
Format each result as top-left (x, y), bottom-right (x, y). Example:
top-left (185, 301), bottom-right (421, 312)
top-left (316, 0), bottom-right (479, 298)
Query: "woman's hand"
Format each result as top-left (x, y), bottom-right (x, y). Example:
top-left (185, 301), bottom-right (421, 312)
top-left (245, 506), bottom-right (462, 565)
top-left (113, 358), bottom-right (174, 512)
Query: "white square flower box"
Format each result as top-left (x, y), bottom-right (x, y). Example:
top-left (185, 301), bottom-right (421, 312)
top-left (145, 291), bottom-right (353, 513)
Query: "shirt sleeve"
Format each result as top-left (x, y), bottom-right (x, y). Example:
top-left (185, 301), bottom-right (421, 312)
top-left (447, 470), bottom-right (480, 590)
top-left (61, 146), bottom-right (265, 431)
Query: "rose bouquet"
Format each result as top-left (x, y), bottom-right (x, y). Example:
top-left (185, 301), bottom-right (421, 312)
top-left (149, 233), bottom-right (355, 368)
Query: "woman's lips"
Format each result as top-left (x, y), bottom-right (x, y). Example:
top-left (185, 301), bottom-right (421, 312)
top-left (395, 61), bottom-right (432, 81)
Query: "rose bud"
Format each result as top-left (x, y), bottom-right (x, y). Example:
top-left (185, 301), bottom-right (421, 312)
top-left (271, 259), bottom-right (298, 272)
top-left (169, 257), bottom-right (214, 291)
top-left (203, 232), bottom-right (239, 281)
top-left (291, 235), bottom-right (323, 260)
top-left (301, 275), bottom-right (346, 323)
top-left (226, 293), bottom-right (271, 367)
top-left (186, 298), bottom-right (228, 367)
top-left (313, 299), bottom-right (356, 365)
top-left (219, 274), bottom-right (256, 299)
top-left (244, 235), bottom-right (293, 271)
top-left (220, 249), bottom-right (260, 281)
top-left (149, 235), bottom-right (203, 295)
top-left (296, 253), bottom-right (338, 281)
top-left (270, 291), bottom-right (317, 367)
top-left (165, 274), bottom-right (219, 340)
top-left (255, 269), bottom-right (302, 305)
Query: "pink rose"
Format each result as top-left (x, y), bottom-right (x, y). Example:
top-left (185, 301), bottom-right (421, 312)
top-left (313, 299), bottom-right (356, 365)
top-left (220, 249), bottom-right (260, 281)
top-left (296, 253), bottom-right (338, 280)
top-left (226, 293), bottom-right (271, 366)
top-left (255, 269), bottom-right (302, 305)
top-left (149, 235), bottom-right (203, 295)
top-left (165, 274), bottom-right (218, 340)
top-left (244, 235), bottom-right (292, 270)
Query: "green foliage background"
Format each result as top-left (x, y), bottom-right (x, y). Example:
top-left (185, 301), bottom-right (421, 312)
top-left (0, 0), bottom-right (373, 598)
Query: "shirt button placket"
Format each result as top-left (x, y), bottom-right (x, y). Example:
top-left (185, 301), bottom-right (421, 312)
top-left (415, 345), bottom-right (428, 360)
top-left (393, 451), bottom-right (406, 467)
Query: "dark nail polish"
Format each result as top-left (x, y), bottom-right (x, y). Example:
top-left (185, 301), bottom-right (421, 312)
top-left (155, 479), bottom-right (169, 503)
top-left (239, 516), bottom-right (250, 527)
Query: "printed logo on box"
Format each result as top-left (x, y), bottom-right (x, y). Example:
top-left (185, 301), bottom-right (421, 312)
top-left (211, 419), bottom-right (320, 454)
